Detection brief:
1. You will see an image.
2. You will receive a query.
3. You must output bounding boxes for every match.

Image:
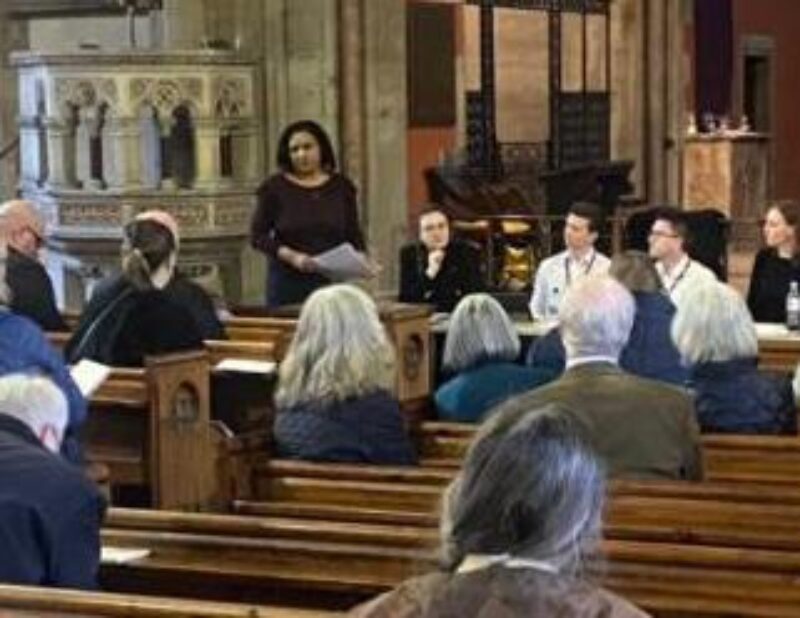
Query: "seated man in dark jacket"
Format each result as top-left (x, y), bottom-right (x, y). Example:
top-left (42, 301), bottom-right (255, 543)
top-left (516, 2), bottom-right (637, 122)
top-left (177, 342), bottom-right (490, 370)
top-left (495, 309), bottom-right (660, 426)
top-left (0, 373), bottom-right (105, 589)
top-left (399, 206), bottom-right (483, 312)
top-left (0, 200), bottom-right (67, 332)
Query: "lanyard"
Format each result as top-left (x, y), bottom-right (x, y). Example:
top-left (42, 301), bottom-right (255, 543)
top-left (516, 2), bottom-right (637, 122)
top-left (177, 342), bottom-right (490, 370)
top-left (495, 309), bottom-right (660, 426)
top-left (665, 260), bottom-right (691, 294)
top-left (564, 251), bottom-right (597, 287)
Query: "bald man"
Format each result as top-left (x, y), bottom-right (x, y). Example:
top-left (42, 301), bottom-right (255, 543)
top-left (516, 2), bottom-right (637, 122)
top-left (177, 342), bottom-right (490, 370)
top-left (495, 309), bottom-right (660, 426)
top-left (0, 200), bottom-right (66, 331)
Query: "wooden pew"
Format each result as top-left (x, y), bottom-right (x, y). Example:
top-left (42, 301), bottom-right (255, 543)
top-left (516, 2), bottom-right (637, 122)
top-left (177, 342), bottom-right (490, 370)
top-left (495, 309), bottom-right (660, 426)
top-left (417, 421), bottom-right (800, 484)
top-left (0, 584), bottom-right (337, 617)
top-left (97, 518), bottom-right (800, 616)
top-left (82, 351), bottom-right (215, 511)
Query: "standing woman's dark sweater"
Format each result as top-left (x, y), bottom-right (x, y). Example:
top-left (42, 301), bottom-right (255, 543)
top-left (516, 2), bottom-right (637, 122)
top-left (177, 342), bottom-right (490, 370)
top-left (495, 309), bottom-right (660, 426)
top-left (251, 174), bottom-right (365, 307)
top-left (747, 248), bottom-right (800, 323)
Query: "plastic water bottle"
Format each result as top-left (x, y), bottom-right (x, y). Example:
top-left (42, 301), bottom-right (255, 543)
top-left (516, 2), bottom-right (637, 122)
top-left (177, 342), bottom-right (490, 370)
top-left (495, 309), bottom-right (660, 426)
top-left (787, 282), bottom-right (800, 331)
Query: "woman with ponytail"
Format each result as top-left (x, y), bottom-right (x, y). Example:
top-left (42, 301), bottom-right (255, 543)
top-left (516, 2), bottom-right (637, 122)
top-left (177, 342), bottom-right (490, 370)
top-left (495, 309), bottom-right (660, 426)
top-left (66, 210), bottom-right (217, 366)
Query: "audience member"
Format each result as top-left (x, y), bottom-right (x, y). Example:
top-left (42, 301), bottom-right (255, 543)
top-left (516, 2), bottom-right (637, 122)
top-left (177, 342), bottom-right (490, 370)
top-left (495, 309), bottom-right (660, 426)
top-left (352, 404), bottom-right (649, 617)
top-left (274, 284), bottom-right (416, 465)
top-left (518, 276), bottom-right (702, 480)
top-left (251, 120), bottom-right (369, 307)
top-left (399, 206), bottom-right (483, 312)
top-left (648, 206), bottom-right (716, 306)
top-left (747, 200), bottom-right (800, 323)
top-left (527, 251), bottom-right (688, 385)
top-left (0, 374), bottom-right (104, 589)
top-left (0, 242), bottom-right (85, 463)
top-left (529, 202), bottom-right (610, 320)
top-left (66, 210), bottom-right (218, 366)
top-left (435, 294), bottom-right (555, 422)
top-left (0, 199), bottom-right (66, 331)
top-left (673, 281), bottom-right (796, 434)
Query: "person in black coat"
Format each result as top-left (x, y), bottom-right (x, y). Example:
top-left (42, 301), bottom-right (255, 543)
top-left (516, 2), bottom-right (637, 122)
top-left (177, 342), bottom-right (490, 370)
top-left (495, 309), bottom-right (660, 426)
top-left (398, 206), bottom-right (483, 312)
top-left (66, 210), bottom-right (217, 367)
top-left (0, 374), bottom-right (105, 589)
top-left (747, 200), bottom-right (800, 323)
top-left (0, 199), bottom-right (67, 332)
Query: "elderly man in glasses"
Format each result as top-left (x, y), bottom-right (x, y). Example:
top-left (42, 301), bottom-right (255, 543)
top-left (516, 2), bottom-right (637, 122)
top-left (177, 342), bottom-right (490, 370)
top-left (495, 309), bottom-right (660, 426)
top-left (647, 206), bottom-right (716, 307)
top-left (0, 200), bottom-right (66, 331)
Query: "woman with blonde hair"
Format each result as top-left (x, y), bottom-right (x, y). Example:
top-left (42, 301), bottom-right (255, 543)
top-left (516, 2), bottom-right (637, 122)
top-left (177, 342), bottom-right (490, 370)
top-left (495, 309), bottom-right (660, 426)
top-left (274, 284), bottom-right (416, 464)
top-left (66, 210), bottom-right (219, 366)
top-left (673, 281), bottom-right (796, 434)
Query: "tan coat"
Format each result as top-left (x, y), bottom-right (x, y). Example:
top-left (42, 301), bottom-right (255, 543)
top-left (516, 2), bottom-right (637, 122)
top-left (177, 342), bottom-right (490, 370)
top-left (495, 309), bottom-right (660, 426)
top-left (517, 362), bottom-right (703, 480)
top-left (350, 565), bottom-right (650, 618)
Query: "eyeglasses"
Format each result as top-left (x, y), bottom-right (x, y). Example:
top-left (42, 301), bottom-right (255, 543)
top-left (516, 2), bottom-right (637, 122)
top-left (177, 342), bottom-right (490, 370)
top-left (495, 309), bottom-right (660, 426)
top-left (649, 230), bottom-right (679, 239)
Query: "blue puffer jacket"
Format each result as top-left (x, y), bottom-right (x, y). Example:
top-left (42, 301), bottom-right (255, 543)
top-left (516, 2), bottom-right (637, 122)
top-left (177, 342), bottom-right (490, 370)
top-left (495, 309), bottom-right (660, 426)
top-left (274, 390), bottom-right (417, 465)
top-left (689, 357), bottom-right (797, 435)
top-left (0, 310), bottom-right (87, 463)
top-left (527, 291), bottom-right (689, 386)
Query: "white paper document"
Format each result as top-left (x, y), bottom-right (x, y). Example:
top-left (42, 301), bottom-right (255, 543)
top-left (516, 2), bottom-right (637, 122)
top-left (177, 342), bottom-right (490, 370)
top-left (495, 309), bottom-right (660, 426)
top-left (70, 359), bottom-right (112, 397)
top-left (312, 243), bottom-right (375, 281)
top-left (214, 358), bottom-right (277, 375)
top-left (101, 546), bottom-right (151, 564)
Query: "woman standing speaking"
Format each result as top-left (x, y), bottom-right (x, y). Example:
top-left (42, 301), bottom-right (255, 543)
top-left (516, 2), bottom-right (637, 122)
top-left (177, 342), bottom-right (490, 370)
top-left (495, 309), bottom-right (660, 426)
top-left (251, 120), bottom-right (368, 307)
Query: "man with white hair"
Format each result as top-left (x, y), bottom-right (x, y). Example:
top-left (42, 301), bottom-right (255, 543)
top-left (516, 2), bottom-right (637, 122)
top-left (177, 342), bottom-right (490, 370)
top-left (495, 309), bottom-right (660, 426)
top-left (0, 199), bottom-right (66, 331)
top-left (0, 374), bottom-right (104, 589)
top-left (516, 276), bottom-right (702, 480)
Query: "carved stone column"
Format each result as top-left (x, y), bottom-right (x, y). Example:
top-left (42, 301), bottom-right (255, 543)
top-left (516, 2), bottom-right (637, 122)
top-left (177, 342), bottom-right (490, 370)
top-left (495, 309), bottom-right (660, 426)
top-left (18, 116), bottom-right (42, 187)
top-left (105, 117), bottom-right (143, 189)
top-left (43, 118), bottom-right (75, 189)
top-left (194, 119), bottom-right (223, 188)
top-left (339, 0), bottom-right (366, 192)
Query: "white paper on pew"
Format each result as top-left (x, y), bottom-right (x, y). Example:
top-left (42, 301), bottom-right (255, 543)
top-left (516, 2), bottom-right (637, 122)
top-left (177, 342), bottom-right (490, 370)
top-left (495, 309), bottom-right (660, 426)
top-left (311, 242), bottom-right (375, 281)
top-left (101, 546), bottom-right (151, 564)
top-left (70, 359), bottom-right (112, 397)
top-left (214, 358), bottom-right (277, 375)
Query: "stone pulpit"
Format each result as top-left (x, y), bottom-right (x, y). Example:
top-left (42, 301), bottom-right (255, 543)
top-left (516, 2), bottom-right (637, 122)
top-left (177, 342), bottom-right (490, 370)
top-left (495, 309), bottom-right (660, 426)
top-left (682, 133), bottom-right (770, 220)
top-left (11, 50), bottom-right (261, 309)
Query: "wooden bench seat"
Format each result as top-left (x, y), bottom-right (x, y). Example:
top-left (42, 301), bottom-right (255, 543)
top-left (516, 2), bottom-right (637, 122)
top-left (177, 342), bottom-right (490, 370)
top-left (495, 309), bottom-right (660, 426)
top-left (97, 523), bottom-right (800, 616)
top-left (0, 584), bottom-right (337, 617)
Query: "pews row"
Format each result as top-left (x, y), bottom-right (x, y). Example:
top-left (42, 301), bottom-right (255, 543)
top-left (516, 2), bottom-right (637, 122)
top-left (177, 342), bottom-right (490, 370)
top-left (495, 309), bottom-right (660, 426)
top-left (89, 497), bottom-right (800, 616)
top-left (0, 584), bottom-right (338, 617)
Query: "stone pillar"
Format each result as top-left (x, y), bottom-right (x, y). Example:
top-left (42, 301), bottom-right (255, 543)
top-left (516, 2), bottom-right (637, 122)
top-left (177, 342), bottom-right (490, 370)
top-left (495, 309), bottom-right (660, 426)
top-left (18, 116), bottom-right (41, 187)
top-left (105, 117), bottom-right (142, 189)
top-left (339, 0), bottom-right (366, 192)
top-left (361, 0), bottom-right (408, 291)
top-left (0, 11), bottom-right (26, 198)
top-left (43, 118), bottom-right (75, 189)
top-left (194, 119), bottom-right (223, 188)
top-left (261, 0), bottom-right (339, 171)
top-left (231, 123), bottom-right (260, 183)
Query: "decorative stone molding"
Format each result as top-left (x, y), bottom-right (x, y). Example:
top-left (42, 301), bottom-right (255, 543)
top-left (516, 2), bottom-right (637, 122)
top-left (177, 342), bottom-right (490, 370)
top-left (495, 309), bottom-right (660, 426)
top-left (11, 50), bottom-right (260, 309)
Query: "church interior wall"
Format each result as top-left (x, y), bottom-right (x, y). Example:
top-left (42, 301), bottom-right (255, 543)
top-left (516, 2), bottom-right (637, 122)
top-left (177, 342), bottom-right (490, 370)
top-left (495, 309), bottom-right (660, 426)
top-left (732, 0), bottom-right (800, 203)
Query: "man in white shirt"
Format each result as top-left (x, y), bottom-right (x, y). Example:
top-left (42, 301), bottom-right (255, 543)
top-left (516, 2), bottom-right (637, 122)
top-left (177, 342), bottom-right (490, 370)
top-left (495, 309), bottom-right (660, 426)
top-left (529, 202), bottom-right (610, 320)
top-left (648, 207), bottom-right (717, 307)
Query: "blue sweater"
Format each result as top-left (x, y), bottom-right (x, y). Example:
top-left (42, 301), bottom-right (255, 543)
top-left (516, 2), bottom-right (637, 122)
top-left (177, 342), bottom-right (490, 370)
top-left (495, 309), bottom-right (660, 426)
top-left (435, 361), bottom-right (556, 423)
top-left (690, 358), bottom-right (797, 435)
top-left (274, 390), bottom-right (417, 465)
